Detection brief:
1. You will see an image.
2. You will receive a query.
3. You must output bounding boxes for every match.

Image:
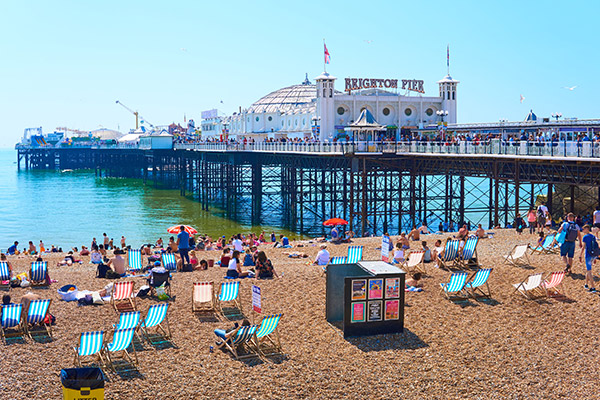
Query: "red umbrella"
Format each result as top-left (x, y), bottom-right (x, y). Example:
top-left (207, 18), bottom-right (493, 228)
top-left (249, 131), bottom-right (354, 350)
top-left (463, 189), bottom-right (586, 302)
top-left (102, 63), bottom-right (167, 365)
top-left (323, 218), bottom-right (348, 226)
top-left (167, 225), bottom-right (198, 235)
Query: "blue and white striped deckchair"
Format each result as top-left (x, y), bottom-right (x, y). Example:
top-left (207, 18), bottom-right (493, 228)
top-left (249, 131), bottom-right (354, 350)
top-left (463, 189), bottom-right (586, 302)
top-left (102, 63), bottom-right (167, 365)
top-left (0, 262), bottom-right (11, 291)
top-left (465, 268), bottom-right (493, 298)
top-left (140, 304), bottom-right (171, 343)
top-left (29, 261), bottom-right (48, 286)
top-left (218, 281), bottom-right (241, 315)
top-left (437, 239), bottom-right (460, 269)
top-left (103, 327), bottom-right (138, 370)
top-left (252, 313), bottom-right (284, 356)
top-left (0, 303), bottom-right (23, 341)
top-left (530, 234), bottom-right (559, 255)
top-left (114, 311), bottom-right (141, 331)
top-left (440, 272), bottom-right (468, 300)
top-left (218, 324), bottom-right (258, 359)
top-left (456, 236), bottom-right (479, 269)
top-left (73, 331), bottom-right (105, 367)
top-left (330, 256), bottom-right (347, 265)
top-left (347, 246), bottom-right (363, 263)
top-left (162, 253), bottom-right (177, 271)
top-left (128, 249), bottom-right (143, 272)
top-left (25, 299), bottom-right (52, 338)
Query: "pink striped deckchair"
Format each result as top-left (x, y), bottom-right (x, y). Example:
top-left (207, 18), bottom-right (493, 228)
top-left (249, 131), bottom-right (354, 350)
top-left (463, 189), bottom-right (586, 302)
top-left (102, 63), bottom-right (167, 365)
top-left (542, 271), bottom-right (566, 297)
top-left (111, 281), bottom-right (136, 312)
top-left (192, 282), bottom-right (216, 314)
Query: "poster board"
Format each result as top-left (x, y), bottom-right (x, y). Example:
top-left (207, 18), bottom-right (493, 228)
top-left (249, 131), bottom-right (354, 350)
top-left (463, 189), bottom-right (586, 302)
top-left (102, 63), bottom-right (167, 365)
top-left (381, 236), bottom-right (390, 262)
top-left (252, 285), bottom-right (261, 313)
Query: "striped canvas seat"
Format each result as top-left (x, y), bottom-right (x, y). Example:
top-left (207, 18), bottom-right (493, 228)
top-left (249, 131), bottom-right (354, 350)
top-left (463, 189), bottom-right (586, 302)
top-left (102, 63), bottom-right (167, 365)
top-left (218, 324), bottom-right (258, 359)
top-left (111, 281), bottom-right (136, 312)
top-left (141, 304), bottom-right (171, 343)
top-left (162, 253), bottom-right (177, 271)
top-left (440, 272), bottom-right (468, 299)
top-left (218, 281), bottom-right (242, 316)
top-left (530, 234), bottom-right (557, 255)
top-left (74, 331), bottom-right (105, 367)
top-left (0, 262), bottom-right (10, 291)
top-left (128, 249), bottom-right (143, 271)
top-left (252, 313), bottom-right (284, 356)
top-left (438, 239), bottom-right (460, 269)
top-left (114, 311), bottom-right (140, 330)
top-left (513, 273), bottom-right (545, 299)
top-left (192, 282), bottom-right (216, 313)
top-left (0, 304), bottom-right (23, 341)
top-left (347, 246), bottom-right (363, 263)
top-left (103, 327), bottom-right (138, 370)
top-left (465, 268), bottom-right (493, 298)
top-left (402, 251), bottom-right (425, 274)
top-left (29, 261), bottom-right (48, 285)
top-left (25, 299), bottom-right (52, 338)
top-left (456, 236), bottom-right (479, 268)
top-left (542, 271), bottom-right (566, 297)
top-left (504, 244), bottom-right (530, 267)
top-left (329, 256), bottom-right (347, 265)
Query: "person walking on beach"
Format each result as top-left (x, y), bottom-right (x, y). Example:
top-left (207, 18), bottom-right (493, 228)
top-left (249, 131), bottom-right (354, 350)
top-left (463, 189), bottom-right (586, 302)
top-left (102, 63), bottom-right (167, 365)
top-left (527, 207), bottom-right (537, 234)
top-left (594, 207), bottom-right (600, 237)
top-left (579, 225), bottom-right (599, 292)
top-left (176, 226), bottom-right (191, 268)
top-left (537, 202), bottom-right (548, 234)
top-left (120, 236), bottom-right (126, 249)
top-left (103, 233), bottom-right (110, 249)
top-left (557, 212), bottom-right (582, 275)
top-left (513, 213), bottom-right (525, 235)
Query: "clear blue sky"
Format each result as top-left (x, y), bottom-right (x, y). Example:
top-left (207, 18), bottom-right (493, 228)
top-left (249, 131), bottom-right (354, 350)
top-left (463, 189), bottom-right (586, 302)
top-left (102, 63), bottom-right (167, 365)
top-left (0, 0), bottom-right (597, 146)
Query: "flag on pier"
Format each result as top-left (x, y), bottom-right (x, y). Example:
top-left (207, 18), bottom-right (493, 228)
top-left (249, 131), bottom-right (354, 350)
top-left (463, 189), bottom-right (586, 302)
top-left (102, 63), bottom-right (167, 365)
top-left (324, 43), bottom-right (331, 64)
top-left (447, 44), bottom-right (449, 68)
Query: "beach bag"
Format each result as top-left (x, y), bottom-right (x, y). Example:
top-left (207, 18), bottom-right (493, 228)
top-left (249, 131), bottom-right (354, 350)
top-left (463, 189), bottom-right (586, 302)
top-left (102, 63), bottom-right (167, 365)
top-left (156, 284), bottom-right (169, 301)
top-left (96, 263), bottom-right (110, 279)
top-left (566, 222), bottom-right (579, 242)
top-left (105, 270), bottom-right (121, 279)
top-left (590, 237), bottom-right (600, 258)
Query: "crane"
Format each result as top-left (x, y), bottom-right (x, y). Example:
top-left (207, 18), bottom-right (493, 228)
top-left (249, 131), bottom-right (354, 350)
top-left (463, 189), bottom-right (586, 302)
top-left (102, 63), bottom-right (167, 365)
top-left (115, 100), bottom-right (154, 130)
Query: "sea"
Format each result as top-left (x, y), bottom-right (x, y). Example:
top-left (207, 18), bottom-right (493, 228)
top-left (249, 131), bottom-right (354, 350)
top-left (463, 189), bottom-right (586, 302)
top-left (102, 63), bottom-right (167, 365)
top-left (0, 148), bottom-right (295, 250)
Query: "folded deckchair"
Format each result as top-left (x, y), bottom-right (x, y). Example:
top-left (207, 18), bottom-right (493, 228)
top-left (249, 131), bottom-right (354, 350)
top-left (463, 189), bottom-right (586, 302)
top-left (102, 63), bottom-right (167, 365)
top-left (251, 313), bottom-right (284, 357)
top-left (456, 236), bottom-right (479, 269)
top-left (140, 303), bottom-right (171, 344)
top-left (465, 268), bottom-right (493, 298)
top-left (25, 299), bottom-right (52, 339)
top-left (103, 327), bottom-right (138, 371)
top-left (0, 304), bottom-right (24, 342)
top-left (530, 234), bottom-right (558, 255)
top-left (128, 249), bottom-right (143, 272)
top-left (217, 324), bottom-right (258, 360)
top-left (192, 282), bottom-right (217, 313)
top-left (162, 253), bottom-right (177, 271)
top-left (111, 281), bottom-right (136, 312)
top-left (440, 272), bottom-right (468, 300)
top-left (402, 250), bottom-right (426, 274)
top-left (347, 246), bottom-right (363, 263)
top-left (0, 262), bottom-right (11, 291)
top-left (218, 281), bottom-right (242, 315)
top-left (513, 272), bottom-right (545, 299)
top-left (504, 244), bottom-right (531, 267)
top-left (437, 239), bottom-right (460, 269)
top-left (542, 271), bottom-right (566, 297)
top-left (73, 331), bottom-right (105, 367)
top-left (29, 261), bottom-right (48, 286)
top-left (329, 256), bottom-right (347, 265)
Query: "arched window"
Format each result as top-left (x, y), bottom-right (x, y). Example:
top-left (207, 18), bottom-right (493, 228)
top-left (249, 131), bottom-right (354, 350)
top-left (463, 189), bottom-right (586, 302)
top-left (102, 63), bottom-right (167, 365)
top-left (452, 91), bottom-right (455, 100)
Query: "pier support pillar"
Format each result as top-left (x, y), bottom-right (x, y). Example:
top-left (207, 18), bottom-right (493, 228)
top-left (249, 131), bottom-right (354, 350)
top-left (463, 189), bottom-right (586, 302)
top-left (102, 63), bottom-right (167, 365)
top-left (251, 161), bottom-right (262, 225)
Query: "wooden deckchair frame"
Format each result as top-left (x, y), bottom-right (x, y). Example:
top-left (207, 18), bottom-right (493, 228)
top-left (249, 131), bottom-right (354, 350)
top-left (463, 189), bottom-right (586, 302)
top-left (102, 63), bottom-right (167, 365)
top-left (465, 268), bottom-right (493, 298)
top-left (437, 239), bottom-right (460, 269)
top-left (140, 305), bottom-right (172, 344)
top-left (103, 329), bottom-right (139, 371)
top-left (401, 250), bottom-right (426, 274)
top-left (504, 244), bottom-right (531, 267)
top-left (111, 281), bottom-right (136, 313)
top-left (542, 271), bottom-right (567, 297)
top-left (0, 304), bottom-right (24, 342)
top-left (192, 282), bottom-right (217, 314)
top-left (73, 331), bottom-right (106, 367)
top-left (455, 236), bottom-right (480, 269)
top-left (217, 325), bottom-right (259, 360)
top-left (513, 273), bottom-right (545, 299)
top-left (251, 314), bottom-right (284, 357)
top-left (25, 299), bottom-right (53, 339)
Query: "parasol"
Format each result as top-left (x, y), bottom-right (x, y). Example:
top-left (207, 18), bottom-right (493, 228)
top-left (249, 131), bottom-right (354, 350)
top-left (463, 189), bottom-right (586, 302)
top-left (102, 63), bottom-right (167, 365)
top-left (323, 218), bottom-right (348, 226)
top-left (167, 225), bottom-right (198, 235)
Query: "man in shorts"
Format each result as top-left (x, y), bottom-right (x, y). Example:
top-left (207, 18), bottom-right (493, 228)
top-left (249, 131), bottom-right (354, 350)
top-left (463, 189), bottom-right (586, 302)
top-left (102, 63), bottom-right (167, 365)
top-left (537, 202), bottom-right (548, 234)
top-left (557, 212), bottom-right (582, 275)
top-left (579, 225), bottom-right (598, 292)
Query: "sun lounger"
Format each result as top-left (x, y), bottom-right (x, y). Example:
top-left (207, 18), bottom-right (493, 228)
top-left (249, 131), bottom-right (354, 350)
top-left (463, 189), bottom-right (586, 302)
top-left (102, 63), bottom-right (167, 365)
top-left (329, 256), bottom-right (347, 265)
top-left (217, 324), bottom-right (258, 360)
top-left (73, 331), bottom-right (105, 367)
top-left (29, 261), bottom-right (48, 286)
top-left (111, 281), bottom-right (136, 312)
top-left (0, 262), bottom-right (11, 291)
top-left (401, 250), bottom-right (426, 274)
top-left (128, 249), bottom-right (143, 272)
top-left (542, 271), bottom-right (566, 297)
top-left (103, 327), bottom-right (138, 371)
top-left (437, 239), bottom-right (460, 269)
top-left (465, 268), bottom-right (492, 298)
top-left (162, 253), bottom-right (177, 271)
top-left (251, 313), bottom-right (284, 357)
top-left (347, 246), bottom-right (363, 263)
top-left (218, 281), bottom-right (241, 316)
top-left (513, 272), bottom-right (545, 299)
top-left (503, 244), bottom-right (531, 267)
top-left (140, 303), bottom-right (171, 344)
top-left (440, 272), bottom-right (468, 300)
top-left (192, 282), bottom-right (217, 313)
top-left (25, 299), bottom-right (52, 339)
top-left (0, 304), bottom-right (24, 342)
top-left (456, 236), bottom-right (479, 269)
top-left (530, 234), bottom-right (558, 255)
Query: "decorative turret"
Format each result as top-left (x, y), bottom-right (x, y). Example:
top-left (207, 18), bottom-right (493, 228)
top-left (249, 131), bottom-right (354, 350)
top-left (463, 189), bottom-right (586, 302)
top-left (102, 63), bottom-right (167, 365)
top-left (437, 75), bottom-right (459, 124)
top-left (315, 72), bottom-right (336, 141)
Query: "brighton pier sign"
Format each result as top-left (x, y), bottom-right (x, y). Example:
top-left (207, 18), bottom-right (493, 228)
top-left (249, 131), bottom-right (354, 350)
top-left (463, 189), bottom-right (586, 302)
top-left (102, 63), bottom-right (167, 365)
top-left (345, 78), bottom-right (424, 94)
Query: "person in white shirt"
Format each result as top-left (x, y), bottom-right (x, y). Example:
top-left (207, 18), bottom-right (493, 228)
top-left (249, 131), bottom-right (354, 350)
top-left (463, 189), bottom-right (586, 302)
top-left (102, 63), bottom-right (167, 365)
top-left (537, 202), bottom-right (548, 234)
top-left (313, 244), bottom-right (330, 266)
top-left (593, 207), bottom-right (600, 230)
top-left (232, 234), bottom-right (244, 252)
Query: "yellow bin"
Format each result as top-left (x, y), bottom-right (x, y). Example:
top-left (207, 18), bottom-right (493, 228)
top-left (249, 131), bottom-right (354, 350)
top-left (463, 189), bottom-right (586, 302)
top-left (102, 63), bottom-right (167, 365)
top-left (60, 367), bottom-right (105, 400)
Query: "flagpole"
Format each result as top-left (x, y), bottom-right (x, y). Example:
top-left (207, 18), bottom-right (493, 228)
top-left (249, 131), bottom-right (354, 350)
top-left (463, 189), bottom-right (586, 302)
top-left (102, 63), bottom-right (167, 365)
top-left (323, 38), bottom-right (326, 73)
top-left (447, 44), bottom-right (449, 76)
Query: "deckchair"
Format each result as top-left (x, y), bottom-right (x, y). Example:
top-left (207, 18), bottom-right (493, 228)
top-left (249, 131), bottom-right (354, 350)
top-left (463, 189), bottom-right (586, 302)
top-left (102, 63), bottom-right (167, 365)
top-left (437, 239), bottom-right (460, 269)
top-left (25, 299), bottom-right (52, 339)
top-left (140, 303), bottom-right (171, 344)
top-left (329, 256), bottom-right (347, 265)
top-left (440, 272), bottom-right (468, 300)
top-left (530, 234), bottom-right (558, 255)
top-left (251, 313), bottom-right (284, 357)
top-left (464, 268), bottom-right (493, 298)
top-left (0, 304), bottom-right (24, 342)
top-left (217, 324), bottom-right (258, 360)
top-left (401, 250), bottom-right (426, 274)
top-left (103, 327), bottom-right (138, 371)
top-left (542, 271), bottom-right (567, 297)
top-left (503, 244), bottom-right (531, 267)
top-left (113, 311), bottom-right (141, 342)
top-left (162, 253), bottom-right (177, 271)
top-left (192, 282), bottom-right (217, 313)
top-left (73, 331), bottom-right (105, 367)
top-left (0, 262), bottom-right (11, 291)
top-left (347, 246), bottom-right (363, 263)
top-left (128, 249), bottom-right (143, 272)
top-left (148, 270), bottom-right (171, 298)
top-left (218, 281), bottom-right (242, 316)
top-left (513, 272), bottom-right (545, 299)
top-left (456, 236), bottom-right (479, 269)
top-left (110, 281), bottom-right (136, 312)
top-left (29, 261), bottom-right (48, 286)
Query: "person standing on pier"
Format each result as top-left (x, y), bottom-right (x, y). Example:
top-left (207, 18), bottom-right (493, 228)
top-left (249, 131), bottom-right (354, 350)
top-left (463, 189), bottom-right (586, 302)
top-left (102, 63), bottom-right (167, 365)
top-left (177, 225), bottom-right (191, 269)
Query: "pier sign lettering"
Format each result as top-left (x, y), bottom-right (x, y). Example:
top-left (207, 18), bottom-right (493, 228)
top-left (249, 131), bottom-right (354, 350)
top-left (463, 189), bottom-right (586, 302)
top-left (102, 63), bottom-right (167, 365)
top-left (345, 78), bottom-right (424, 94)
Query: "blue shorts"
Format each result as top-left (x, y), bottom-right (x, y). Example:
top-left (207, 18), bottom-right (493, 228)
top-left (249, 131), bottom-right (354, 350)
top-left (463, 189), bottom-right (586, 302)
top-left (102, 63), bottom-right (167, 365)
top-left (560, 241), bottom-right (576, 258)
top-left (226, 269), bottom-right (239, 278)
top-left (585, 255), bottom-right (596, 271)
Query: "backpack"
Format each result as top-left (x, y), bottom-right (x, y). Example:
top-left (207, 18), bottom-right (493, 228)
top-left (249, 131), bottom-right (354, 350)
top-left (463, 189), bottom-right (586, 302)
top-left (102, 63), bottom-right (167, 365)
top-left (589, 236), bottom-right (600, 258)
top-left (96, 263), bottom-right (110, 279)
top-left (537, 206), bottom-right (545, 217)
top-left (565, 222), bottom-right (579, 242)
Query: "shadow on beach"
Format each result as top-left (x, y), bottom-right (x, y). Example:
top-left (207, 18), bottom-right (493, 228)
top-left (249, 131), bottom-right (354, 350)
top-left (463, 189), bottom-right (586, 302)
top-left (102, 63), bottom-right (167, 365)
top-left (347, 329), bottom-right (428, 352)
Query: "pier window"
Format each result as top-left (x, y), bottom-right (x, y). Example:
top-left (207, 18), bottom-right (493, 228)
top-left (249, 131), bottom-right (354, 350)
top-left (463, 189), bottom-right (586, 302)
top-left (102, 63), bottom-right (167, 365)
top-left (383, 107), bottom-right (390, 116)
top-left (337, 107), bottom-right (345, 115)
top-left (268, 116), bottom-right (273, 121)
top-left (425, 108), bottom-right (433, 116)
top-left (452, 92), bottom-right (455, 100)
top-left (404, 108), bottom-right (412, 116)
top-left (256, 117), bottom-right (259, 122)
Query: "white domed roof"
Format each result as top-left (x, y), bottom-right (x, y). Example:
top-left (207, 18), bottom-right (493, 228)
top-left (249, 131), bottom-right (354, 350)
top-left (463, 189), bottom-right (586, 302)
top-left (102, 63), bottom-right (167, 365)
top-left (248, 83), bottom-right (317, 114)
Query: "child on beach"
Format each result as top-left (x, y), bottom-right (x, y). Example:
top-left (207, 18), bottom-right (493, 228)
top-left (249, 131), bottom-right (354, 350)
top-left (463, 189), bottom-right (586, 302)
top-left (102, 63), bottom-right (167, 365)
top-left (190, 251), bottom-right (199, 269)
top-left (421, 241), bottom-right (432, 263)
top-left (243, 249), bottom-right (255, 266)
top-left (513, 213), bottom-right (525, 235)
top-left (219, 248), bottom-right (231, 268)
top-left (405, 272), bottom-right (423, 288)
top-left (393, 243), bottom-right (404, 264)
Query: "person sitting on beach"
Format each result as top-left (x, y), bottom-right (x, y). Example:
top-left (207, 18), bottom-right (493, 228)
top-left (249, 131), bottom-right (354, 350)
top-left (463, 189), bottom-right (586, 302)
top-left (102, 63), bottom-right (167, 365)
top-left (284, 251), bottom-right (308, 258)
top-left (142, 245), bottom-right (152, 256)
top-left (98, 244), bottom-right (107, 257)
top-left (270, 232), bottom-right (276, 242)
top-left (243, 248), bottom-right (255, 266)
top-left (421, 241), bottom-right (432, 263)
top-left (58, 251), bottom-right (76, 266)
top-left (418, 224), bottom-right (430, 234)
top-left (313, 244), bottom-right (330, 266)
top-left (259, 232), bottom-right (266, 243)
top-left (214, 319), bottom-right (251, 345)
top-left (204, 240), bottom-right (214, 251)
top-left (106, 249), bottom-right (126, 277)
top-left (226, 250), bottom-right (251, 279)
top-left (432, 239), bottom-right (444, 263)
top-left (456, 224), bottom-right (469, 241)
top-left (219, 248), bottom-right (231, 268)
top-left (155, 237), bottom-right (163, 248)
top-left (255, 251), bottom-right (278, 279)
top-left (330, 227), bottom-right (339, 243)
top-left (405, 272), bottom-right (423, 288)
top-left (475, 224), bottom-right (487, 239)
top-left (407, 226), bottom-right (420, 241)
top-left (90, 248), bottom-right (103, 264)
top-left (21, 292), bottom-right (41, 320)
top-left (398, 233), bottom-right (410, 250)
top-left (50, 245), bottom-right (58, 253)
top-left (341, 230), bottom-right (354, 243)
top-left (393, 243), bottom-right (405, 264)
top-left (28, 241), bottom-right (37, 255)
top-left (80, 246), bottom-right (90, 256)
top-left (0, 254), bottom-right (13, 279)
top-left (7, 241), bottom-right (18, 255)
top-left (190, 251), bottom-right (199, 269)
top-left (169, 236), bottom-right (178, 253)
top-left (196, 259), bottom-right (208, 271)
top-left (232, 234), bottom-right (244, 252)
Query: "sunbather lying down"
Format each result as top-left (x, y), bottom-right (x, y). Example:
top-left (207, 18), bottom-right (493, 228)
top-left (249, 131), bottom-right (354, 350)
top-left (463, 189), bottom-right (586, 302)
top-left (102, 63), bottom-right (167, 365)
top-left (284, 252), bottom-right (308, 258)
top-left (313, 237), bottom-right (327, 243)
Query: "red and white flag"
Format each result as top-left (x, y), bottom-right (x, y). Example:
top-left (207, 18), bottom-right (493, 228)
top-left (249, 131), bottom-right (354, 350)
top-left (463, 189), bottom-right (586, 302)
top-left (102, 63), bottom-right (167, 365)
top-left (324, 43), bottom-right (331, 64)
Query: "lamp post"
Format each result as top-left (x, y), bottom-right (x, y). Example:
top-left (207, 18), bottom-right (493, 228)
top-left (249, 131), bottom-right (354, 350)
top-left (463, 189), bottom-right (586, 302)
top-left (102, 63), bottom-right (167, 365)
top-left (552, 113), bottom-right (562, 122)
top-left (436, 110), bottom-right (449, 140)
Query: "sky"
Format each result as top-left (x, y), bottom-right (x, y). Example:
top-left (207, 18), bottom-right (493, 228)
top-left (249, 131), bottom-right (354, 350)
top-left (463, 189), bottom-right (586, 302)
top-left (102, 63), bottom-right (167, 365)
top-left (0, 0), bottom-right (598, 147)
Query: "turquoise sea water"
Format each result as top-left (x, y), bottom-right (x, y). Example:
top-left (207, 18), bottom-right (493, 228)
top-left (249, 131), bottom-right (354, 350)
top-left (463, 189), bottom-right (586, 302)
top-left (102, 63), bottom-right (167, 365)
top-left (0, 148), bottom-right (295, 250)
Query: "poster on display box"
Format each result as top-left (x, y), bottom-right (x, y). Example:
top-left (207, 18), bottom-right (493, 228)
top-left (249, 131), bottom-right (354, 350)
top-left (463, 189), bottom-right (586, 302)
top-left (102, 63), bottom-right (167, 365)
top-left (385, 300), bottom-right (400, 320)
top-left (368, 279), bottom-right (383, 299)
top-left (385, 278), bottom-right (400, 299)
top-left (368, 301), bottom-right (383, 322)
top-left (352, 279), bottom-right (367, 301)
top-left (351, 302), bottom-right (366, 323)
